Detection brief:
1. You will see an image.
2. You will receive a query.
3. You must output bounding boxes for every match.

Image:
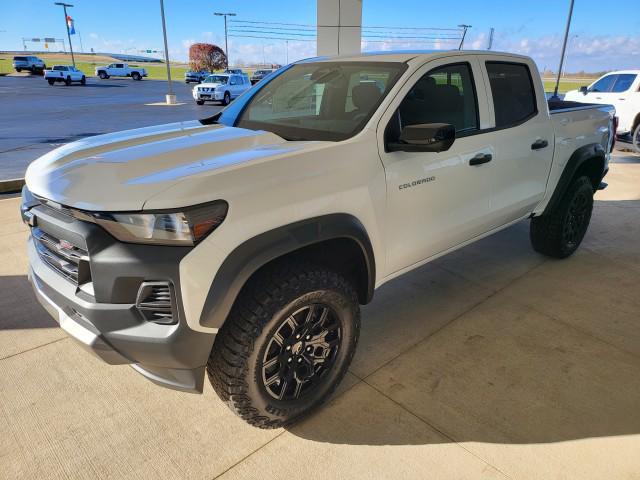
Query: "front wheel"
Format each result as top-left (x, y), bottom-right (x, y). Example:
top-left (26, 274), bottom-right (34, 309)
top-left (132, 72), bottom-right (141, 81)
top-left (98, 71), bottom-right (108, 79)
top-left (47, 79), bottom-right (55, 86)
top-left (196, 100), bottom-right (205, 105)
top-left (81, 76), bottom-right (86, 85)
top-left (633, 124), bottom-right (640, 154)
top-left (207, 262), bottom-right (360, 429)
top-left (65, 76), bottom-right (72, 86)
top-left (222, 91), bottom-right (231, 106)
top-left (530, 175), bottom-right (594, 258)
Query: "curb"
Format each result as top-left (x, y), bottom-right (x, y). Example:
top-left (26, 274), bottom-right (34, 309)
top-left (0, 178), bottom-right (25, 194)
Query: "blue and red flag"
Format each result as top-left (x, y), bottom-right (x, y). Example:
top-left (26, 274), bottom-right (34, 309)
top-left (66, 15), bottom-right (76, 35)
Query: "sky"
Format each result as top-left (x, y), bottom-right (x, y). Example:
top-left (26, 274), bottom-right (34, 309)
top-left (1, 0), bottom-right (639, 72)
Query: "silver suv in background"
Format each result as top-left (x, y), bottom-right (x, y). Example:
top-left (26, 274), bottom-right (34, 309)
top-left (13, 56), bottom-right (46, 73)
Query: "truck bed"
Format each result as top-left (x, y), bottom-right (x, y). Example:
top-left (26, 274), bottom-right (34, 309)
top-left (548, 99), bottom-right (601, 113)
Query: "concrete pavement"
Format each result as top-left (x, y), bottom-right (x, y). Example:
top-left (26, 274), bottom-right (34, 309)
top-left (1, 153), bottom-right (639, 479)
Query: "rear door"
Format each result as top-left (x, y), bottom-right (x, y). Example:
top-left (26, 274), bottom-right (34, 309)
top-left (481, 59), bottom-right (554, 226)
top-left (379, 57), bottom-right (498, 273)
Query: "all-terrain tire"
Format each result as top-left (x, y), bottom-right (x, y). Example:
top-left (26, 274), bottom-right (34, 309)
top-left (207, 261), bottom-right (360, 429)
top-left (530, 175), bottom-right (594, 258)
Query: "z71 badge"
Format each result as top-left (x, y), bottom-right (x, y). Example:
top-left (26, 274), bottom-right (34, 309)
top-left (399, 176), bottom-right (436, 190)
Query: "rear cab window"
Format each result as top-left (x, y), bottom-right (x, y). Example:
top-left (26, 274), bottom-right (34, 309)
top-left (485, 62), bottom-right (537, 128)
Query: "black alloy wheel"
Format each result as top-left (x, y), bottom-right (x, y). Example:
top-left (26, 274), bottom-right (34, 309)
top-left (261, 304), bottom-right (342, 401)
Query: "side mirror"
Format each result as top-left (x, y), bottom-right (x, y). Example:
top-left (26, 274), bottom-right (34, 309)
top-left (579, 86), bottom-right (588, 95)
top-left (387, 123), bottom-right (456, 153)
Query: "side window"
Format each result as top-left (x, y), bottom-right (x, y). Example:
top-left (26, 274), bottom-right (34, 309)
top-left (486, 62), bottom-right (537, 128)
top-left (115, 64), bottom-right (124, 68)
top-left (388, 62), bottom-right (478, 143)
top-left (611, 74), bottom-right (636, 93)
top-left (589, 75), bottom-right (617, 93)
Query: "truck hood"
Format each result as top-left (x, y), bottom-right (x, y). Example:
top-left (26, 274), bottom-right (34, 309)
top-left (25, 121), bottom-right (317, 211)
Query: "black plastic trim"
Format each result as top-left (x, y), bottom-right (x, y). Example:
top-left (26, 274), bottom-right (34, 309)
top-left (199, 214), bottom-right (376, 329)
top-left (543, 143), bottom-right (606, 215)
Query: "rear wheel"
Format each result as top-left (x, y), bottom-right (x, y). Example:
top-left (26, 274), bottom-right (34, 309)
top-left (530, 175), bottom-right (594, 258)
top-left (16, 68), bottom-right (21, 72)
top-left (633, 124), bottom-right (640, 154)
top-left (81, 76), bottom-right (86, 85)
top-left (47, 79), bottom-right (55, 86)
top-left (207, 261), bottom-right (360, 429)
top-left (65, 76), bottom-right (72, 86)
top-left (132, 72), bottom-right (141, 81)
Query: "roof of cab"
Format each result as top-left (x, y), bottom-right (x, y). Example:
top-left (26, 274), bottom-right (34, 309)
top-left (298, 49), bottom-right (533, 64)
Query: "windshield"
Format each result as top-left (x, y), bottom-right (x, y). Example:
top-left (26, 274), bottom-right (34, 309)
top-left (233, 61), bottom-right (406, 141)
top-left (204, 75), bottom-right (228, 84)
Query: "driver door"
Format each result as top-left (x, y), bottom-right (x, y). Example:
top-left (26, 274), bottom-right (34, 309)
top-left (378, 57), bottom-right (497, 274)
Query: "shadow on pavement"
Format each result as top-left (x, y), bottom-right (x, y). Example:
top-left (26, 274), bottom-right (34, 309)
top-left (0, 275), bottom-right (57, 330)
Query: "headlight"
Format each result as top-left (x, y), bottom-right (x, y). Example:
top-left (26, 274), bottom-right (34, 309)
top-left (90, 201), bottom-right (228, 246)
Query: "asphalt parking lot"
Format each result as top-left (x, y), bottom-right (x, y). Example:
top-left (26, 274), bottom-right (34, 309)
top-left (0, 75), bottom-right (223, 180)
top-left (1, 151), bottom-right (639, 479)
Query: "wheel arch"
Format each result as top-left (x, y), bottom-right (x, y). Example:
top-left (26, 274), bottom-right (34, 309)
top-left (543, 143), bottom-right (605, 215)
top-left (198, 214), bottom-right (376, 330)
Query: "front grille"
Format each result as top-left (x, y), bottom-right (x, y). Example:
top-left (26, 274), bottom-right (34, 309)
top-left (33, 227), bottom-right (90, 285)
top-left (136, 282), bottom-right (177, 325)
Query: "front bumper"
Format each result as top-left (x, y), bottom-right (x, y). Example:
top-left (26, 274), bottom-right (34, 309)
top-left (192, 89), bottom-right (224, 101)
top-left (23, 198), bottom-right (216, 393)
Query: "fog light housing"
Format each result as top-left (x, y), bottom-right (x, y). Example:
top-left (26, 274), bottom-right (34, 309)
top-left (136, 281), bottom-right (178, 325)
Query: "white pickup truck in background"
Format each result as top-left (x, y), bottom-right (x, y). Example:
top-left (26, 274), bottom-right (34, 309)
top-left (565, 70), bottom-right (640, 151)
top-left (95, 63), bottom-right (147, 81)
top-left (44, 65), bottom-right (86, 86)
top-left (22, 51), bottom-right (616, 429)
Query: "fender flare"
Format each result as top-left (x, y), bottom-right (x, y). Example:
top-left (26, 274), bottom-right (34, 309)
top-left (198, 214), bottom-right (376, 330)
top-left (543, 143), bottom-right (605, 215)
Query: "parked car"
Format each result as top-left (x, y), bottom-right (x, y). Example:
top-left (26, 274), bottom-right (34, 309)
top-left (95, 63), bottom-right (147, 80)
top-left (192, 73), bottom-right (251, 105)
top-left (44, 65), bottom-right (86, 86)
top-left (22, 51), bottom-right (616, 429)
top-left (250, 68), bottom-right (275, 84)
top-left (185, 70), bottom-right (209, 84)
top-left (13, 55), bottom-right (46, 73)
top-left (564, 70), bottom-right (640, 152)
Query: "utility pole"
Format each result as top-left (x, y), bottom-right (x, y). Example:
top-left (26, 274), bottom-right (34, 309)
top-left (458, 24), bottom-right (472, 50)
top-left (552, 0), bottom-right (575, 100)
top-left (487, 27), bottom-right (495, 50)
top-left (159, 0), bottom-right (175, 104)
top-left (54, 2), bottom-right (75, 67)
top-left (214, 12), bottom-right (236, 69)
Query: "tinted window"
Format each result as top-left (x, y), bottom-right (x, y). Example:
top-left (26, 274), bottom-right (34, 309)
top-left (14, 56), bottom-right (27, 61)
top-left (394, 63), bottom-right (478, 136)
top-left (589, 75), bottom-right (616, 92)
top-left (486, 62), bottom-right (537, 128)
top-left (115, 64), bottom-right (124, 68)
top-left (53, 66), bottom-right (68, 71)
top-left (611, 74), bottom-right (637, 93)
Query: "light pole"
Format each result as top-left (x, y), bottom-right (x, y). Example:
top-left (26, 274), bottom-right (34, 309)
top-left (54, 2), bottom-right (75, 67)
top-left (214, 12), bottom-right (236, 68)
top-left (552, 0), bottom-right (575, 100)
top-left (159, 0), bottom-right (175, 104)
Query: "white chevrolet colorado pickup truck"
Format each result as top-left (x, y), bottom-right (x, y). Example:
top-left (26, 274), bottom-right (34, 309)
top-left (21, 51), bottom-right (615, 428)
top-left (95, 62), bottom-right (147, 80)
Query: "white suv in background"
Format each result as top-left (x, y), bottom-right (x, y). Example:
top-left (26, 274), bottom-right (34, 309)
top-left (565, 70), bottom-right (640, 151)
top-left (13, 55), bottom-right (46, 73)
top-left (192, 73), bottom-right (251, 105)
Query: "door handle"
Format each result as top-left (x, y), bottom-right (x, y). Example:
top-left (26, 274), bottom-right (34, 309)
top-left (531, 139), bottom-right (549, 150)
top-left (469, 153), bottom-right (492, 166)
